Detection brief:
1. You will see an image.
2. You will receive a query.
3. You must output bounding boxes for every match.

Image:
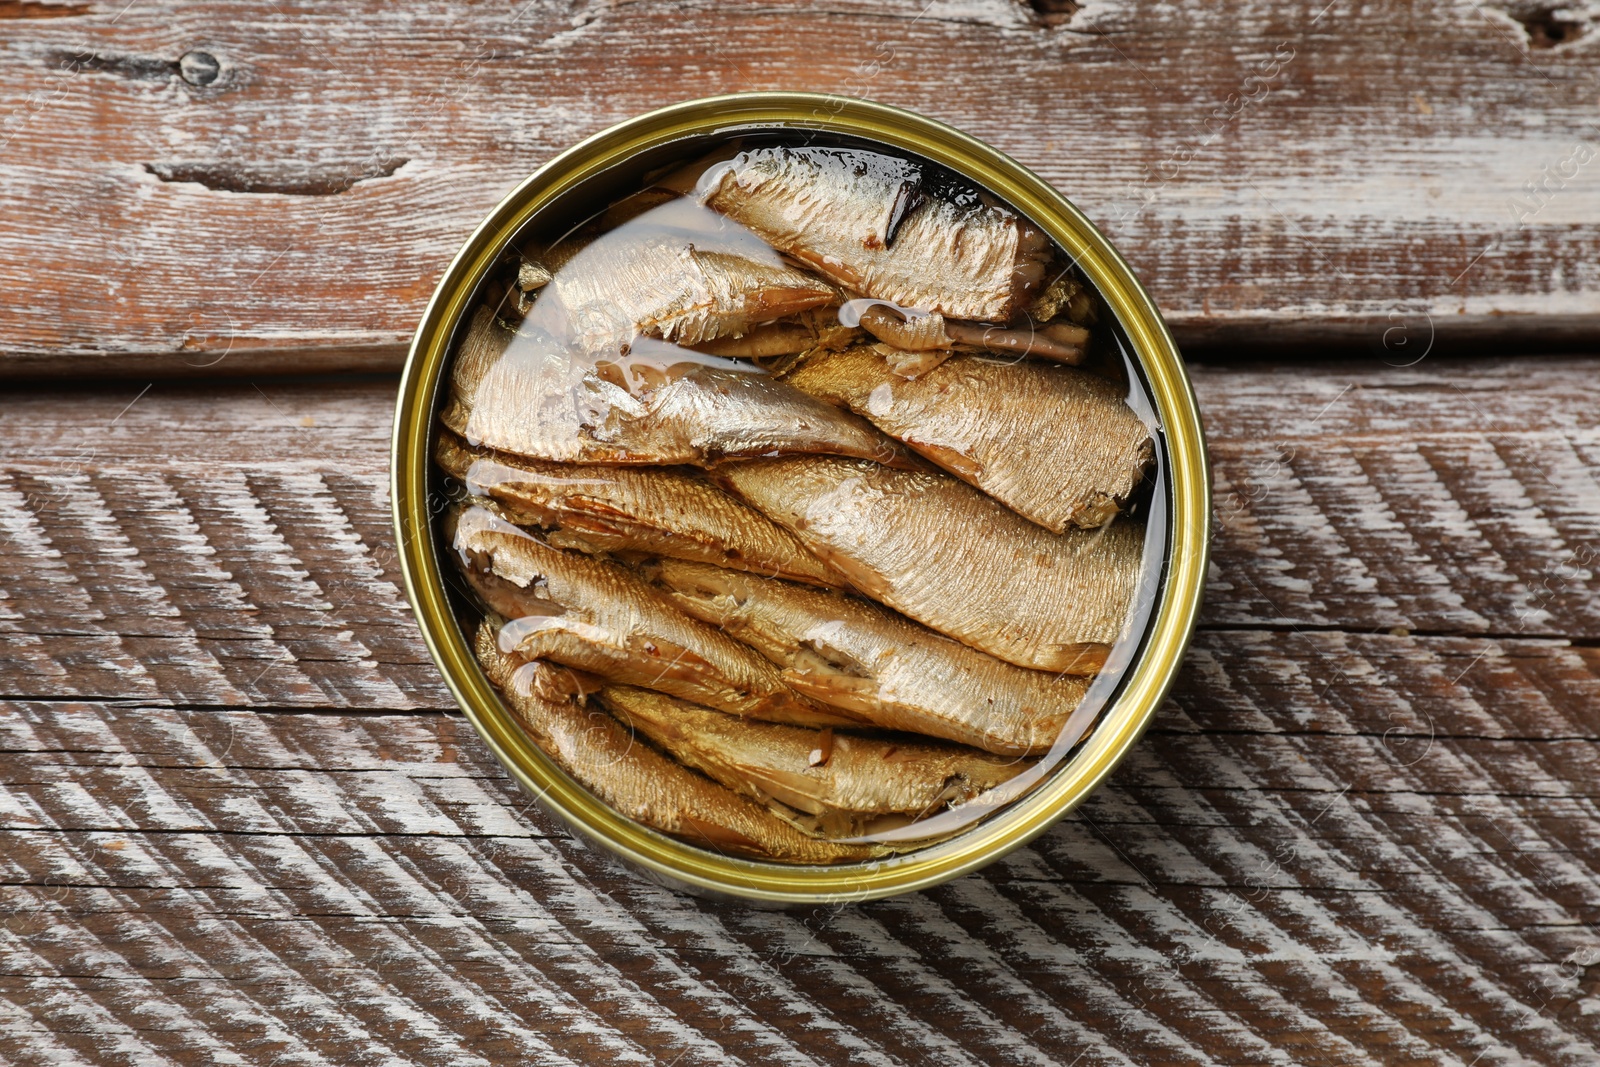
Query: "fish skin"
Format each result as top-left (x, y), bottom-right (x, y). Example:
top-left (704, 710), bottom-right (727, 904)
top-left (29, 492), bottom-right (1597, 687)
top-left (718, 457), bottom-right (1146, 673)
top-left (691, 308), bottom-right (863, 359)
top-left (852, 303), bottom-right (1085, 364)
top-left (435, 431), bottom-right (841, 586)
top-left (940, 320), bottom-right (1086, 364)
top-left (708, 146), bottom-right (923, 250)
top-left (599, 684), bottom-right (1027, 829)
top-left (440, 307), bottom-right (916, 468)
top-left (1028, 273), bottom-right (1097, 326)
top-left (645, 557), bottom-right (1091, 755)
top-left (700, 146), bottom-right (1047, 322)
top-left (529, 194), bottom-right (836, 352)
top-left (475, 625), bottom-right (881, 864)
top-left (785, 347), bottom-right (1153, 531)
top-left (877, 345), bottom-right (954, 379)
top-left (854, 304), bottom-right (954, 352)
top-left (542, 239), bottom-right (838, 354)
top-left (691, 320), bottom-right (824, 359)
top-left (450, 502), bottom-right (863, 727)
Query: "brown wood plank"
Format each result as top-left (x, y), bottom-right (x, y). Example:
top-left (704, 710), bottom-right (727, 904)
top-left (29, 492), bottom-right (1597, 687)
top-left (2, 358), bottom-right (1595, 702)
top-left (2, 1), bottom-right (1600, 376)
top-left (1, 698), bottom-right (1597, 1064)
top-left (0, 358), bottom-right (1597, 1061)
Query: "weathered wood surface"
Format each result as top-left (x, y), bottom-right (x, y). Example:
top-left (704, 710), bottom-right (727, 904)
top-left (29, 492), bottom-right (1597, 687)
top-left (2, 360), bottom-right (1598, 1064)
top-left (3, 0), bottom-right (1600, 376)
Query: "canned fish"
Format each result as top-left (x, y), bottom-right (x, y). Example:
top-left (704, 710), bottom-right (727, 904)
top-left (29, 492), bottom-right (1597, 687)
top-left (392, 93), bottom-right (1209, 903)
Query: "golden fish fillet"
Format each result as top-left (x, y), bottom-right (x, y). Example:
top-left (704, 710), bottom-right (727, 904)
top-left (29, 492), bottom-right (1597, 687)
top-left (1028, 272), bottom-right (1098, 326)
top-left (500, 259), bottom-right (555, 316)
top-left (599, 684), bottom-right (1027, 835)
top-left (943, 320), bottom-right (1088, 365)
top-left (785, 348), bottom-right (1153, 531)
top-left (451, 502), bottom-right (862, 727)
top-left (541, 238), bottom-right (837, 354)
top-left (699, 146), bottom-right (1049, 322)
top-left (531, 192), bottom-right (824, 337)
top-left (475, 626), bottom-right (880, 864)
top-left (691, 308), bottom-right (863, 360)
top-left (691, 320), bottom-right (825, 359)
top-left (645, 558), bottom-right (1090, 755)
top-left (719, 457), bottom-right (1146, 673)
top-left (434, 431), bottom-right (840, 586)
top-left (853, 304), bottom-right (954, 352)
top-left (440, 307), bottom-right (914, 468)
top-left (852, 304), bottom-right (1085, 365)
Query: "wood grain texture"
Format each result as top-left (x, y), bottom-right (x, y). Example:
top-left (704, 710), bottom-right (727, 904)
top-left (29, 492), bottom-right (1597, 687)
top-left (2, 0), bottom-right (1600, 376)
top-left (1, 359), bottom-right (1597, 1063)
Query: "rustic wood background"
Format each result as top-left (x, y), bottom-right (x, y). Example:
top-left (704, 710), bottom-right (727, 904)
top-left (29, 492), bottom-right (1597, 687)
top-left (3, 0), bottom-right (1599, 1064)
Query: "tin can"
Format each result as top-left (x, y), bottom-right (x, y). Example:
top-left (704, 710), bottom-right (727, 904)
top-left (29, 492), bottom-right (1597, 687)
top-left (392, 92), bottom-right (1210, 904)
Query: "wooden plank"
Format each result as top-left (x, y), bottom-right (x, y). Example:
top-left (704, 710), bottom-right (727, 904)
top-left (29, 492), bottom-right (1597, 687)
top-left (2, 359), bottom-right (1595, 709)
top-left (0, 359), bottom-right (1597, 1061)
top-left (1, 698), bottom-right (1597, 1064)
top-left (3, 1), bottom-right (1600, 375)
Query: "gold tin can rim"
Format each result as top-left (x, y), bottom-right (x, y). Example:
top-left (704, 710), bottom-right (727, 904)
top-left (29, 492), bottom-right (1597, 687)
top-left (392, 92), bottom-right (1211, 904)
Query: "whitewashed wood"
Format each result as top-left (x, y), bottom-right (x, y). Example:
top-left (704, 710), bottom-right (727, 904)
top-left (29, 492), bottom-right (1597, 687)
top-left (2, 699), bottom-right (1597, 1064)
top-left (2, 1), bottom-right (1600, 375)
top-left (0, 362), bottom-right (1597, 1062)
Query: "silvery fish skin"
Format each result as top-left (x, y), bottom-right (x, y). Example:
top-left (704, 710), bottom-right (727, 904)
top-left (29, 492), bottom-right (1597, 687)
top-left (599, 684), bottom-right (1027, 834)
top-left (719, 457), bottom-right (1146, 673)
top-left (529, 193), bottom-right (830, 347)
top-left (451, 503), bottom-right (862, 727)
top-left (785, 348), bottom-right (1153, 531)
top-left (435, 432), bottom-right (840, 586)
top-left (540, 238), bottom-right (837, 354)
top-left (645, 558), bottom-right (1090, 755)
top-left (700, 146), bottom-right (1049, 322)
top-left (440, 307), bottom-right (915, 467)
top-left (475, 627), bottom-right (880, 864)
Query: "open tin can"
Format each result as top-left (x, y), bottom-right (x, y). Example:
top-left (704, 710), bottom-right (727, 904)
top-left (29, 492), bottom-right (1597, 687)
top-left (392, 93), bottom-right (1210, 904)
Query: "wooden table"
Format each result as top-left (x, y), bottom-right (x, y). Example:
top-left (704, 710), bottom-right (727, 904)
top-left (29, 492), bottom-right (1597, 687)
top-left (3, 2), bottom-right (1598, 1063)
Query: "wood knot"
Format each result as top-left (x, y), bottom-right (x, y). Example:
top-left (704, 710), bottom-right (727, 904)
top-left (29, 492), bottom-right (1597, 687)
top-left (1025, 0), bottom-right (1081, 27)
top-left (1496, 3), bottom-right (1588, 47)
top-left (179, 50), bottom-right (220, 86)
